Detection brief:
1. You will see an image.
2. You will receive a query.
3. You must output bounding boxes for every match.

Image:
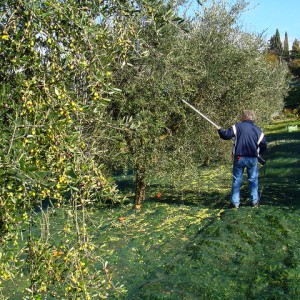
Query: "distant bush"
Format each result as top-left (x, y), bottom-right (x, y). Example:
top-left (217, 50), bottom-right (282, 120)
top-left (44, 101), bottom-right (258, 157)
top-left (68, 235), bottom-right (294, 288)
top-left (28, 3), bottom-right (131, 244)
top-left (289, 59), bottom-right (300, 76)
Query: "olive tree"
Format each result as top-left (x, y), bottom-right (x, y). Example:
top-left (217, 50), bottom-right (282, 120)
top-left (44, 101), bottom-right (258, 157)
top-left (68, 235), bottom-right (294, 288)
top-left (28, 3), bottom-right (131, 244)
top-left (0, 0), bottom-right (161, 297)
top-left (102, 0), bottom-right (290, 208)
top-left (93, 1), bottom-right (193, 208)
top-left (162, 0), bottom-right (289, 161)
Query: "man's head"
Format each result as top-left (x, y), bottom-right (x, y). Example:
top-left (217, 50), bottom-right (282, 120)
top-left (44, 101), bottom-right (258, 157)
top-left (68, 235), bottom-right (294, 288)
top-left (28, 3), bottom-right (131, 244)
top-left (241, 110), bottom-right (256, 122)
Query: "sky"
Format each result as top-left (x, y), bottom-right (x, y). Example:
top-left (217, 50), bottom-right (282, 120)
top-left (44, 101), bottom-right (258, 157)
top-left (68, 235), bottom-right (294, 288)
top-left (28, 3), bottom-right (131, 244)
top-left (185, 0), bottom-right (300, 49)
top-left (240, 0), bottom-right (300, 49)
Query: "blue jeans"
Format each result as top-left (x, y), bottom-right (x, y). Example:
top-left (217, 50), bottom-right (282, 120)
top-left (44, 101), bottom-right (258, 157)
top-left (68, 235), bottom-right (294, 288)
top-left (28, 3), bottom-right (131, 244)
top-left (231, 156), bottom-right (259, 206)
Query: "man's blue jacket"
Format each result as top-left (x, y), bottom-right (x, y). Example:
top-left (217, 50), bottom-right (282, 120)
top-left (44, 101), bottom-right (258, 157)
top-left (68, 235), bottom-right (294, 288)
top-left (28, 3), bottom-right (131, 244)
top-left (218, 120), bottom-right (267, 157)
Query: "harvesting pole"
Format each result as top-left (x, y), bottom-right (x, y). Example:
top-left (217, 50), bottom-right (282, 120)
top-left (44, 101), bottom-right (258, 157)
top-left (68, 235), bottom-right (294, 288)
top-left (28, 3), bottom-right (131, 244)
top-left (179, 96), bottom-right (266, 165)
top-left (180, 97), bottom-right (220, 129)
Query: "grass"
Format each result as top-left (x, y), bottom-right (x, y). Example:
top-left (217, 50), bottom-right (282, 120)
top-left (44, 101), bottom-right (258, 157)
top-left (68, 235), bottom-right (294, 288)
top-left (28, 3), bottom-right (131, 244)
top-left (2, 118), bottom-right (300, 299)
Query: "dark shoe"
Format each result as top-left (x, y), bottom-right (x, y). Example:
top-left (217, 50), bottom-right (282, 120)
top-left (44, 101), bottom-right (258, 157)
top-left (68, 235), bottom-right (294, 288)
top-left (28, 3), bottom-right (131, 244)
top-left (230, 203), bottom-right (239, 209)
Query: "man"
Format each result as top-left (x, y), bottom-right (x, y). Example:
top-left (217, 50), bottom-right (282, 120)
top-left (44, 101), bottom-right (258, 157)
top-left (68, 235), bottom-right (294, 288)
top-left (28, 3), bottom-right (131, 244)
top-left (217, 110), bottom-right (267, 208)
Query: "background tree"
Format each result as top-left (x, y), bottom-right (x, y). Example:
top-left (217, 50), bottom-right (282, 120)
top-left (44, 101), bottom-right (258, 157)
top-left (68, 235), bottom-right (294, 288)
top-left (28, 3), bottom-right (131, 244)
top-left (290, 39), bottom-right (300, 60)
top-left (286, 39), bottom-right (300, 109)
top-left (283, 31), bottom-right (290, 61)
top-left (268, 28), bottom-right (283, 57)
top-left (165, 0), bottom-right (289, 159)
top-left (289, 60), bottom-right (300, 77)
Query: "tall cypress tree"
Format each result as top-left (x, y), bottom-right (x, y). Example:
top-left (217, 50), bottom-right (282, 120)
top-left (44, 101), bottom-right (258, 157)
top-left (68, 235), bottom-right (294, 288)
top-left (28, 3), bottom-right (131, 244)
top-left (283, 31), bottom-right (290, 60)
top-left (268, 29), bottom-right (283, 56)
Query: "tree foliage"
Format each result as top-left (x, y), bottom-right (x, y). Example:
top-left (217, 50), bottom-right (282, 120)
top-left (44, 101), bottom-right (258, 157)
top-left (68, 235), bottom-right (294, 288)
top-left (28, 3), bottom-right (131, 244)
top-left (0, 0), bottom-right (290, 297)
top-left (0, 0), bottom-right (176, 297)
top-left (268, 28), bottom-right (283, 57)
top-left (287, 40), bottom-right (300, 109)
top-left (283, 31), bottom-right (290, 60)
top-left (103, 0), bottom-right (290, 209)
top-left (291, 39), bottom-right (300, 60)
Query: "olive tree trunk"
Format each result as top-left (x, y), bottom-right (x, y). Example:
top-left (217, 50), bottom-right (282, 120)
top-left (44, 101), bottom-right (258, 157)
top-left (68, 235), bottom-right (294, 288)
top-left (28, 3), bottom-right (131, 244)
top-left (134, 162), bottom-right (146, 209)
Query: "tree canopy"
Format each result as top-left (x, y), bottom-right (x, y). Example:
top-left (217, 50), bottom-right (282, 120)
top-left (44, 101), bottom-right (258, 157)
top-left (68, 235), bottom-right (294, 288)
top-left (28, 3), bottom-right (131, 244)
top-left (268, 28), bottom-right (283, 56)
top-left (0, 0), bottom-right (290, 297)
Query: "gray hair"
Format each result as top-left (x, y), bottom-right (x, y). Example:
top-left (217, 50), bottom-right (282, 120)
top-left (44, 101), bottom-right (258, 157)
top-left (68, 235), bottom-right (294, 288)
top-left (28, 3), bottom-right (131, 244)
top-left (242, 110), bottom-right (256, 122)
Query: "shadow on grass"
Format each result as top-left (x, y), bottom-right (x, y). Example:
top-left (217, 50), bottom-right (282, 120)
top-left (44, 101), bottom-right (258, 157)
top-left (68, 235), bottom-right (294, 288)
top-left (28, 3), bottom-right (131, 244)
top-left (145, 189), bottom-right (230, 209)
top-left (260, 127), bottom-right (300, 208)
top-left (115, 171), bottom-right (232, 209)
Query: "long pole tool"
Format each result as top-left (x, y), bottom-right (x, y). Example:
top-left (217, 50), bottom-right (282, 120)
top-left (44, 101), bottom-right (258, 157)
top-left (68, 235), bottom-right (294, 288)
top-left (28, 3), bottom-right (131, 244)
top-left (180, 97), bottom-right (220, 129)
